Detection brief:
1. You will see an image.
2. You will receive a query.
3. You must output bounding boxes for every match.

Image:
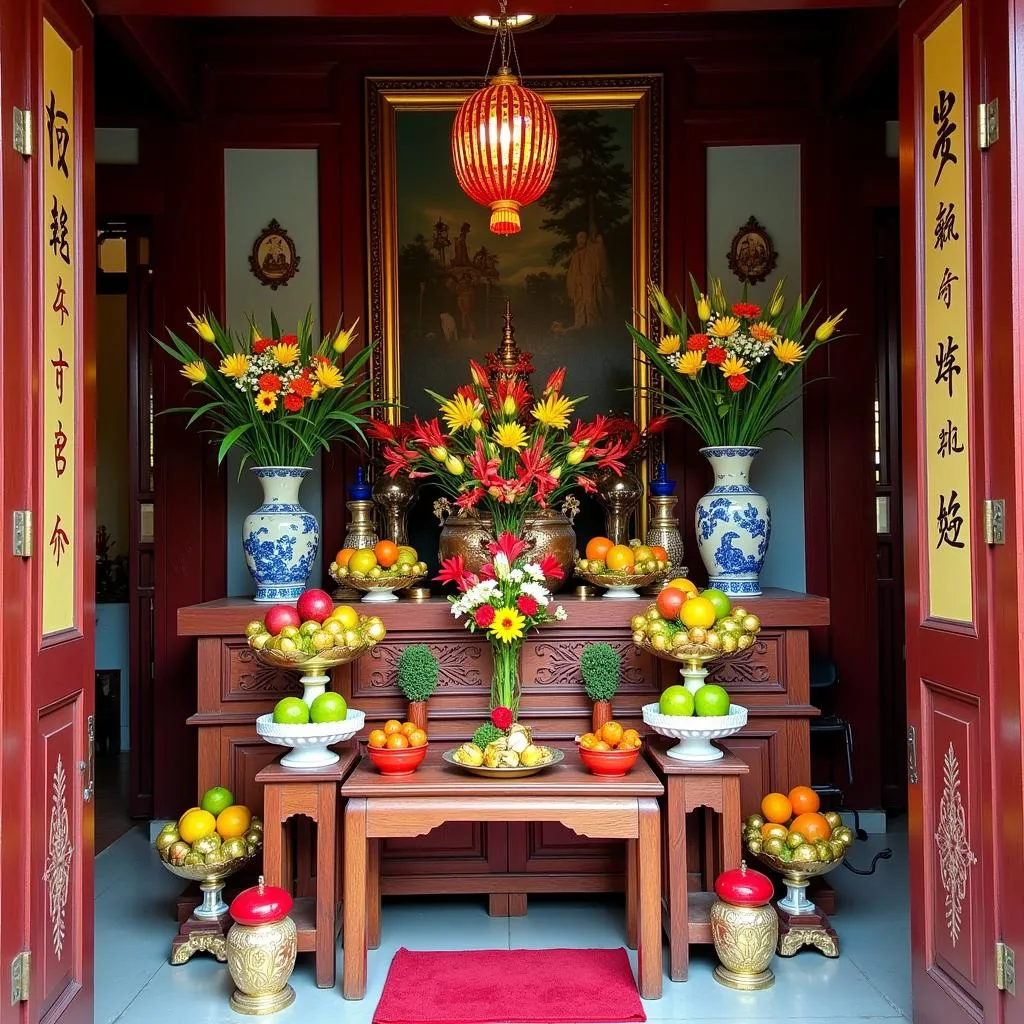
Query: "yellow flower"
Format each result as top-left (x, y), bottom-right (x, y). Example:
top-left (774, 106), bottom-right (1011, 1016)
top-left (710, 278), bottom-right (729, 314)
top-left (250, 323), bottom-right (262, 344)
top-left (772, 339), bottom-right (805, 365)
top-left (502, 395), bottom-right (517, 416)
top-left (180, 360), bottom-right (207, 384)
top-left (315, 362), bottom-right (344, 389)
top-left (697, 294), bottom-right (711, 322)
top-left (255, 391), bottom-right (277, 414)
top-left (657, 334), bottom-right (681, 355)
top-left (750, 322), bottom-right (777, 343)
top-left (567, 446), bottom-right (586, 466)
top-left (768, 278), bottom-right (786, 318)
top-left (310, 383), bottom-right (323, 399)
top-left (720, 354), bottom-right (749, 378)
top-left (440, 392), bottom-right (483, 432)
top-left (494, 422), bottom-right (528, 451)
top-left (648, 283), bottom-right (675, 324)
top-left (531, 393), bottom-right (574, 430)
top-left (219, 353), bottom-right (250, 379)
top-left (332, 318), bottom-right (360, 354)
top-left (187, 309), bottom-right (215, 343)
top-left (445, 455), bottom-right (465, 476)
top-left (677, 351), bottom-right (706, 377)
top-left (815, 310), bottom-right (846, 342)
top-left (271, 343), bottom-right (299, 366)
top-left (429, 445), bottom-right (448, 462)
top-left (709, 316), bottom-right (740, 339)
top-left (489, 606), bottom-right (526, 643)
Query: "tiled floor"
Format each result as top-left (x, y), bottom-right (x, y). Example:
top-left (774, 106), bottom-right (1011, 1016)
top-left (96, 824), bottom-right (910, 1024)
top-left (95, 753), bottom-right (136, 853)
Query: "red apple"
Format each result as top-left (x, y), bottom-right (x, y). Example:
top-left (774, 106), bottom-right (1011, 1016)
top-left (655, 586), bottom-right (686, 621)
top-left (264, 604), bottom-right (301, 636)
top-left (296, 588), bottom-right (334, 624)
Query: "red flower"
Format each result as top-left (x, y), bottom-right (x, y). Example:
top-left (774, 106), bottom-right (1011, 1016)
top-left (469, 359), bottom-right (491, 390)
top-left (455, 488), bottom-right (487, 512)
top-left (313, 354), bottom-right (331, 364)
top-left (577, 475), bottom-right (598, 494)
top-left (543, 367), bottom-right (566, 395)
top-left (571, 413), bottom-right (610, 446)
top-left (435, 555), bottom-right (478, 592)
top-left (279, 334), bottom-right (299, 346)
top-left (518, 437), bottom-right (558, 506)
top-left (495, 378), bottom-right (531, 415)
top-left (289, 376), bottom-right (314, 399)
top-left (383, 444), bottom-right (418, 478)
top-left (366, 418), bottom-right (400, 442)
top-left (706, 346), bottom-right (727, 366)
top-left (258, 372), bottom-right (282, 393)
top-left (537, 553), bottom-right (565, 581)
top-left (478, 561), bottom-right (496, 581)
top-left (517, 595), bottom-right (539, 617)
top-left (488, 532), bottom-right (529, 564)
top-left (467, 438), bottom-right (504, 488)
top-left (687, 333), bottom-right (710, 352)
top-left (591, 438), bottom-right (633, 476)
top-left (646, 415), bottom-right (670, 434)
top-left (412, 416), bottom-right (448, 452)
top-left (732, 303), bottom-right (762, 319)
top-left (475, 604), bottom-right (497, 628)
top-left (491, 706), bottom-right (513, 730)
top-left (283, 393), bottom-right (304, 412)
top-left (727, 374), bottom-right (749, 392)
top-left (253, 338), bottom-right (273, 354)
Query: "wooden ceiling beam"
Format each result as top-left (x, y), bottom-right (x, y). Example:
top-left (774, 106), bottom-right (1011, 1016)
top-left (828, 7), bottom-right (898, 105)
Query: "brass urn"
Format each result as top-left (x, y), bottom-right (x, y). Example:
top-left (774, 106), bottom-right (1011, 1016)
top-left (595, 466), bottom-right (643, 545)
top-left (710, 862), bottom-right (778, 991)
top-left (435, 504), bottom-right (576, 591)
top-left (225, 878), bottom-right (297, 1015)
top-left (373, 470), bottom-right (418, 546)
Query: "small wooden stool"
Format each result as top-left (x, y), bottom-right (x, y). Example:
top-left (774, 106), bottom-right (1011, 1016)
top-left (646, 740), bottom-right (749, 982)
top-left (256, 748), bottom-right (359, 988)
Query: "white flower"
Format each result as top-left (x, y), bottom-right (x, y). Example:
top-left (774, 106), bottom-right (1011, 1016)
top-left (522, 563), bottom-right (545, 582)
top-left (520, 581), bottom-right (550, 606)
top-left (553, 605), bottom-right (568, 621)
top-left (492, 553), bottom-right (510, 580)
top-left (508, 568), bottom-right (524, 583)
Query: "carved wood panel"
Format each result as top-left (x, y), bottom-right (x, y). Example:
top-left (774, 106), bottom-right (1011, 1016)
top-left (528, 639), bottom-right (653, 691)
top-left (706, 633), bottom-right (783, 692)
top-left (226, 643), bottom-right (294, 702)
top-left (354, 637), bottom-right (491, 697)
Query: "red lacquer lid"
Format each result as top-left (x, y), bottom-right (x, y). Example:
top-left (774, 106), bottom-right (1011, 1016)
top-left (230, 877), bottom-right (293, 926)
top-left (714, 862), bottom-right (774, 906)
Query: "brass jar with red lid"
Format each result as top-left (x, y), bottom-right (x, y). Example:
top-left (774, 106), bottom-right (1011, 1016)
top-left (710, 861), bottom-right (779, 990)
top-left (225, 877), bottom-right (297, 1014)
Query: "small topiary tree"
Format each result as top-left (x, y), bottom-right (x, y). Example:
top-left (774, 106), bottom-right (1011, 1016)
top-left (397, 644), bottom-right (439, 730)
top-left (580, 643), bottom-right (621, 732)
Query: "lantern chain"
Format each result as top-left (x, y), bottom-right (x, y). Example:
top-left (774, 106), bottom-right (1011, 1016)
top-left (482, 0), bottom-right (526, 83)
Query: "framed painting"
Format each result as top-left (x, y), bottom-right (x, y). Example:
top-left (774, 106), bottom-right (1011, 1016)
top-left (366, 74), bottom-right (663, 436)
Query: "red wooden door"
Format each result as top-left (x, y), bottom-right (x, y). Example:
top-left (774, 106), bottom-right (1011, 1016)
top-left (901, 0), bottom-right (1022, 1019)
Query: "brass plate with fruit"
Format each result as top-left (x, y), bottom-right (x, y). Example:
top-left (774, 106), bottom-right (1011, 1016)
top-left (442, 746), bottom-right (564, 779)
top-left (574, 565), bottom-right (670, 591)
top-left (343, 571), bottom-right (428, 594)
top-left (329, 542), bottom-right (429, 600)
top-left (253, 645), bottom-right (375, 671)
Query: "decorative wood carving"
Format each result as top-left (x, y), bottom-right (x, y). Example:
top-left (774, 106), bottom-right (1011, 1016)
top-left (709, 639), bottom-right (772, 684)
top-left (530, 640), bottom-right (646, 688)
top-left (363, 641), bottom-right (488, 690)
top-left (43, 754), bottom-right (73, 961)
top-left (234, 647), bottom-right (292, 695)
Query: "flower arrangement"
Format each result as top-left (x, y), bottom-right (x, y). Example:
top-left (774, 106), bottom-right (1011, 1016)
top-left (370, 358), bottom-right (636, 536)
top-left (158, 307), bottom-right (374, 467)
top-left (628, 277), bottom-right (845, 446)
top-left (436, 532), bottom-right (566, 718)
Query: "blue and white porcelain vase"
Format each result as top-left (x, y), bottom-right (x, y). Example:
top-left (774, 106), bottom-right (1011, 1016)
top-left (695, 446), bottom-right (771, 597)
top-left (242, 467), bottom-right (319, 603)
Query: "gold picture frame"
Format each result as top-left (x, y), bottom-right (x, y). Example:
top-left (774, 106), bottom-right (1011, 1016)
top-left (365, 75), bottom-right (663, 441)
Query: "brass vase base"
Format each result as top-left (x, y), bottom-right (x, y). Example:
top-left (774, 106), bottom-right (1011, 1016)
top-left (170, 913), bottom-right (230, 965)
top-left (713, 964), bottom-right (775, 991)
top-left (229, 984), bottom-right (296, 1015)
top-left (776, 905), bottom-right (840, 958)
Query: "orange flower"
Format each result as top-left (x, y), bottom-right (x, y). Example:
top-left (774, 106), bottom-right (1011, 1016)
top-left (750, 322), bottom-right (777, 343)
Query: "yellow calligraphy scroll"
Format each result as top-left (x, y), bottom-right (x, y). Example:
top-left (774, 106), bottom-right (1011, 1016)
top-left (42, 20), bottom-right (76, 636)
top-left (922, 6), bottom-right (972, 624)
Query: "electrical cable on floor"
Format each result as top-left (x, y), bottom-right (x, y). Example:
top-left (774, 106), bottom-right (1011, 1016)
top-left (842, 847), bottom-right (893, 875)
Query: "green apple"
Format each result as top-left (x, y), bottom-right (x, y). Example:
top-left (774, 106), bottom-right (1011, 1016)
top-left (701, 588), bottom-right (732, 620)
top-left (693, 684), bottom-right (731, 717)
top-left (658, 684), bottom-right (694, 717)
top-left (200, 786), bottom-right (234, 816)
top-left (309, 692), bottom-right (347, 724)
top-left (273, 697), bottom-right (310, 725)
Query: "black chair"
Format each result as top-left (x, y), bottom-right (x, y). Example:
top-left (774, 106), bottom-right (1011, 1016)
top-left (808, 655), bottom-right (854, 795)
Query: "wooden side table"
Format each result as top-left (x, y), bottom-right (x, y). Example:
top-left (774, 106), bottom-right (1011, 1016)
top-left (255, 748), bottom-right (360, 988)
top-left (645, 740), bottom-right (749, 982)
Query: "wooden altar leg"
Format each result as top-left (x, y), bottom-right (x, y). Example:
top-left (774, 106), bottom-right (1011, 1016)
top-left (637, 798), bottom-right (663, 1000)
top-left (368, 838), bottom-right (381, 950)
top-left (263, 784), bottom-right (284, 890)
top-left (720, 777), bottom-right (742, 872)
top-left (343, 799), bottom-right (368, 1000)
top-left (625, 838), bottom-right (637, 950)
top-left (667, 776), bottom-right (688, 982)
top-left (315, 780), bottom-right (337, 989)
top-left (489, 893), bottom-right (529, 917)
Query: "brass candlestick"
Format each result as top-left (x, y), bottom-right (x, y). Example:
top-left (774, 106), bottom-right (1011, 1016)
top-left (596, 467), bottom-right (643, 545)
top-left (334, 499), bottom-right (377, 600)
top-left (647, 494), bottom-right (684, 568)
top-left (372, 471), bottom-right (418, 546)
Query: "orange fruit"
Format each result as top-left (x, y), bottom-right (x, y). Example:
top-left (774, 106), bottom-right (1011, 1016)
top-left (383, 719), bottom-right (403, 736)
top-left (666, 577), bottom-right (698, 594)
top-left (679, 596), bottom-right (716, 628)
top-left (335, 547), bottom-right (355, 568)
top-left (408, 729), bottom-right (428, 748)
top-left (788, 785), bottom-right (820, 815)
top-left (216, 805), bottom-right (252, 840)
top-left (761, 822), bottom-right (788, 840)
top-left (651, 545), bottom-right (669, 561)
top-left (600, 721), bottom-right (624, 747)
top-left (178, 808), bottom-right (217, 844)
top-left (374, 540), bottom-right (399, 568)
top-left (585, 536), bottom-right (613, 561)
top-left (622, 729), bottom-right (641, 747)
top-left (367, 729), bottom-right (387, 749)
top-left (760, 792), bottom-right (794, 825)
top-left (386, 732), bottom-right (410, 750)
top-left (401, 721), bottom-right (417, 737)
top-left (328, 604), bottom-right (359, 629)
top-left (591, 740), bottom-right (612, 752)
top-left (790, 811), bottom-right (831, 841)
top-left (605, 545), bottom-right (635, 571)
top-left (578, 732), bottom-right (599, 749)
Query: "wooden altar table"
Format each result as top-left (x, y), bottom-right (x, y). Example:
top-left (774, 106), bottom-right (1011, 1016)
top-left (339, 748), bottom-right (665, 1001)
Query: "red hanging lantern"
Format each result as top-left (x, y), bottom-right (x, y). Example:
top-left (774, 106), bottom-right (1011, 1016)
top-left (451, 9), bottom-right (558, 235)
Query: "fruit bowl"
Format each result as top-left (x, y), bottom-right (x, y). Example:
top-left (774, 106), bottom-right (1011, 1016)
top-left (335, 571), bottom-right (428, 603)
top-left (574, 565), bottom-right (670, 600)
top-left (442, 746), bottom-right (564, 779)
top-left (642, 701), bottom-right (748, 762)
top-left (158, 846), bottom-right (260, 885)
top-left (255, 708), bottom-right (365, 768)
top-left (578, 744), bottom-right (641, 777)
top-left (751, 847), bottom-right (846, 882)
top-left (253, 644), bottom-right (376, 673)
top-left (367, 742), bottom-right (428, 775)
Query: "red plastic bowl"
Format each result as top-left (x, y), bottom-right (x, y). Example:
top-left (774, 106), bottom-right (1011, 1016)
top-left (578, 744), bottom-right (641, 777)
top-left (367, 743), bottom-right (428, 776)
